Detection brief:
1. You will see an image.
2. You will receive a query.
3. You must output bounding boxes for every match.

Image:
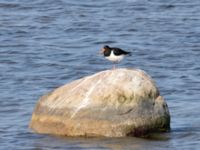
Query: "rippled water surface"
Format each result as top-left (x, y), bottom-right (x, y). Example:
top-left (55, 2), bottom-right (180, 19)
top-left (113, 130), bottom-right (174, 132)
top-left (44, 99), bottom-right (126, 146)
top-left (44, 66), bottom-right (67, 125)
top-left (1, 0), bottom-right (200, 149)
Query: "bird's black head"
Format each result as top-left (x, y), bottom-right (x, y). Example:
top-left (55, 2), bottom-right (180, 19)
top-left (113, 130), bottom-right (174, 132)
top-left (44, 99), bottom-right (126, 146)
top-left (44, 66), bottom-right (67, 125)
top-left (100, 45), bottom-right (110, 54)
top-left (104, 45), bottom-right (110, 50)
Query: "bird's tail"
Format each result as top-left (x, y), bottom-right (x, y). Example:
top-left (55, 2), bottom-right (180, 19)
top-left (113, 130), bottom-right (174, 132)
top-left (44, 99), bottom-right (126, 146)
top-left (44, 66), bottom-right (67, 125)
top-left (127, 52), bottom-right (132, 56)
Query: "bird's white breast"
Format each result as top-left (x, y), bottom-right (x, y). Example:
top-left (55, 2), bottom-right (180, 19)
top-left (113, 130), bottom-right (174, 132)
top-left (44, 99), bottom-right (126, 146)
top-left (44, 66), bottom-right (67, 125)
top-left (105, 51), bottom-right (125, 62)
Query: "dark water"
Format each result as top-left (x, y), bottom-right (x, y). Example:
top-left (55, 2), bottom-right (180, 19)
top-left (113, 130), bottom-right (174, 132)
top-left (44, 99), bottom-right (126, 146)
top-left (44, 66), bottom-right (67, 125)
top-left (1, 0), bottom-right (200, 149)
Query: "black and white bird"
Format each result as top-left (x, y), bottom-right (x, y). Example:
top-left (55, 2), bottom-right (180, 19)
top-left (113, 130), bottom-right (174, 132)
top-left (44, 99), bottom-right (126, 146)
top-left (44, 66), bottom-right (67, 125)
top-left (100, 45), bottom-right (131, 69)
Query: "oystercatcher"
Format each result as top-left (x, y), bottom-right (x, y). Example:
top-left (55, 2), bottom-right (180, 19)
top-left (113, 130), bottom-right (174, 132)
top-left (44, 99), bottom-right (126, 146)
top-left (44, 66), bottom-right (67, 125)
top-left (100, 45), bottom-right (131, 69)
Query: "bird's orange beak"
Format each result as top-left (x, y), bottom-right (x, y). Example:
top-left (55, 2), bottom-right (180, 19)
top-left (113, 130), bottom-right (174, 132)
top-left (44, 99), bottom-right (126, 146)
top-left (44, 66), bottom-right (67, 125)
top-left (99, 48), bottom-right (105, 54)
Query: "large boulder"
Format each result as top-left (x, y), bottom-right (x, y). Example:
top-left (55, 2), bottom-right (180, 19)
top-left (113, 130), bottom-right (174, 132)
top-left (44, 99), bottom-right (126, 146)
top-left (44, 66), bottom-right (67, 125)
top-left (29, 68), bottom-right (170, 137)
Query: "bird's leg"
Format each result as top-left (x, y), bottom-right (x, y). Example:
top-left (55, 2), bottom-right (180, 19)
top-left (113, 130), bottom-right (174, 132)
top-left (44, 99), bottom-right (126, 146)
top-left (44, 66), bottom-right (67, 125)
top-left (112, 62), bottom-right (115, 70)
top-left (112, 62), bottom-right (116, 70)
top-left (113, 64), bottom-right (115, 70)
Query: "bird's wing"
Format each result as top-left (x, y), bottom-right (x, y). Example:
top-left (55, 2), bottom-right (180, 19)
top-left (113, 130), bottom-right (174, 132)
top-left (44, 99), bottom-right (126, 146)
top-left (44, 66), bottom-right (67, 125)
top-left (112, 48), bottom-right (131, 56)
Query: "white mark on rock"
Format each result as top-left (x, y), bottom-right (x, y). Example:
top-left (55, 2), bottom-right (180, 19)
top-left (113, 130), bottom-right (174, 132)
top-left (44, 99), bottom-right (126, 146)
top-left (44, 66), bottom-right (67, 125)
top-left (70, 76), bottom-right (103, 118)
top-left (50, 72), bottom-right (104, 109)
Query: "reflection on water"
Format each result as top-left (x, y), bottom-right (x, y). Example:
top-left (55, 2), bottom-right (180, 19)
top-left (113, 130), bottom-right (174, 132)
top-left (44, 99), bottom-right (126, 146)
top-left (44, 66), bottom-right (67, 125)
top-left (0, 0), bottom-right (200, 149)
